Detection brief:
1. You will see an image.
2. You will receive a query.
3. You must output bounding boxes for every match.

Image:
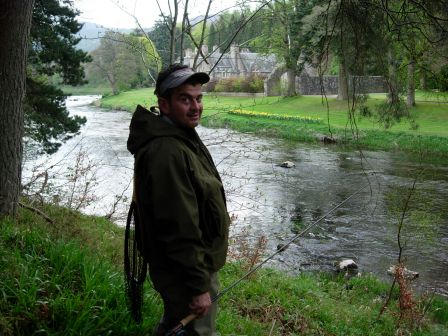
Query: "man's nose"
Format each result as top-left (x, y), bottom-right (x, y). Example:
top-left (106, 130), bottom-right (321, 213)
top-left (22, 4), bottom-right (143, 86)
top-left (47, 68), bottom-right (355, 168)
top-left (191, 100), bottom-right (201, 111)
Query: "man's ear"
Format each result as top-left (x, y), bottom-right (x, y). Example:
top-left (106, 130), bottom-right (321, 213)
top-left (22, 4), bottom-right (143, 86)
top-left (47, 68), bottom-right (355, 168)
top-left (158, 97), bottom-right (170, 115)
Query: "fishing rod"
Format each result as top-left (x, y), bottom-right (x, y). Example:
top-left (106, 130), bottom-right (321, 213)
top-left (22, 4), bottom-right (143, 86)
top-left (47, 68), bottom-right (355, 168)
top-left (166, 183), bottom-right (370, 335)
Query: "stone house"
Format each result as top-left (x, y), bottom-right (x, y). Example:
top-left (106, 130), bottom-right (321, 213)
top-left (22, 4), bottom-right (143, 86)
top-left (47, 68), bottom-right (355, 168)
top-left (182, 44), bottom-right (277, 80)
top-left (182, 44), bottom-right (387, 96)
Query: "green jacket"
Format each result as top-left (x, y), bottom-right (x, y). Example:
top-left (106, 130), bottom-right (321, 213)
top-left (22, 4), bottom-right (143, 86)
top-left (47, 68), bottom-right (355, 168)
top-left (127, 105), bottom-right (230, 296)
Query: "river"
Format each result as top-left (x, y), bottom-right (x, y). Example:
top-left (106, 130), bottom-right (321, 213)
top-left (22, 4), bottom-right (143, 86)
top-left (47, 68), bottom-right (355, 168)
top-left (24, 95), bottom-right (448, 297)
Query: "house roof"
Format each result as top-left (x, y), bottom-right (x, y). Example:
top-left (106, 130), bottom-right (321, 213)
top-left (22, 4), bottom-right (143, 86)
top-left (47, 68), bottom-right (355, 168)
top-left (185, 46), bottom-right (277, 75)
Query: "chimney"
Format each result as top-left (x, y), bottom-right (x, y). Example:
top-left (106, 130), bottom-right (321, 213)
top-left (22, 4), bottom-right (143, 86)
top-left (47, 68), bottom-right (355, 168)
top-left (230, 44), bottom-right (246, 75)
top-left (230, 44), bottom-right (239, 73)
top-left (186, 48), bottom-right (192, 58)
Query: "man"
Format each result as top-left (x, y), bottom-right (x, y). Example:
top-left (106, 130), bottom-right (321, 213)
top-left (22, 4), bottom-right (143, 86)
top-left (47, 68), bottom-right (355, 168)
top-left (127, 64), bottom-right (230, 335)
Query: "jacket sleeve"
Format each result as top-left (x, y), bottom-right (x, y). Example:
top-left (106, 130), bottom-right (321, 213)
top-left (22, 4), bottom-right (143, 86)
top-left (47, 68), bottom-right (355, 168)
top-left (139, 138), bottom-right (210, 295)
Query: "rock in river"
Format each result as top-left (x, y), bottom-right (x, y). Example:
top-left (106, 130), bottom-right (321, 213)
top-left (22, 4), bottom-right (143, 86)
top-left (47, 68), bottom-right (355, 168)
top-left (337, 259), bottom-right (359, 277)
top-left (279, 161), bottom-right (295, 168)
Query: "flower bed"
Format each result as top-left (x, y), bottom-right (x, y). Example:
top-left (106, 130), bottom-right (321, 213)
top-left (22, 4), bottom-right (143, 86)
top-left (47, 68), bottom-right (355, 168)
top-left (229, 109), bottom-right (323, 124)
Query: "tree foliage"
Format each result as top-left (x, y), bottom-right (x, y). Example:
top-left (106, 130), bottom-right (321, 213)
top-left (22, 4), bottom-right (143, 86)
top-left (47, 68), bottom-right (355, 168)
top-left (147, 18), bottom-right (202, 68)
top-left (380, 0), bottom-right (448, 105)
top-left (298, 0), bottom-right (447, 126)
top-left (27, 0), bottom-right (91, 154)
top-left (25, 78), bottom-right (86, 151)
top-left (250, 0), bottom-right (315, 96)
top-left (206, 10), bottom-right (266, 51)
top-left (147, 1), bottom-right (268, 71)
top-left (85, 31), bottom-right (161, 95)
top-left (148, 20), bottom-right (179, 68)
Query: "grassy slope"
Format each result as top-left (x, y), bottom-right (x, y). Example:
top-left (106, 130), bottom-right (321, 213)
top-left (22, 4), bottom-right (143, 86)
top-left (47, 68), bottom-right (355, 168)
top-left (1, 206), bottom-right (447, 335)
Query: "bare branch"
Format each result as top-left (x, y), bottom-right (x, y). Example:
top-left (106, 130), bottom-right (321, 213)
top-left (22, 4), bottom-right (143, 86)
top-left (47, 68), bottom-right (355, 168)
top-left (179, 0), bottom-right (190, 64)
top-left (19, 202), bottom-right (54, 224)
top-left (192, 0), bottom-right (213, 69)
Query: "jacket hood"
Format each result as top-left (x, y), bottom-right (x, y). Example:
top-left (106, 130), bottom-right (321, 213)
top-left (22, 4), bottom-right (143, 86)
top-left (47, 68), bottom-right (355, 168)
top-left (127, 104), bottom-right (198, 155)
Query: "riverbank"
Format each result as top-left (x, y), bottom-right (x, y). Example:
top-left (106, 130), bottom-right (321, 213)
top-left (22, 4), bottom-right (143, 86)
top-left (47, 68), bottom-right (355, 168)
top-left (98, 88), bottom-right (448, 160)
top-left (1, 204), bottom-right (447, 335)
top-left (61, 84), bottom-right (113, 96)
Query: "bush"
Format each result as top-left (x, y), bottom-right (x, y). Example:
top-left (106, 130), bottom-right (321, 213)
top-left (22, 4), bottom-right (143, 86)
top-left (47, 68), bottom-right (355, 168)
top-left (214, 78), bottom-right (235, 92)
top-left (212, 74), bottom-right (266, 93)
top-left (204, 79), bottom-right (218, 92)
top-left (248, 74), bottom-right (265, 93)
top-left (233, 78), bottom-right (243, 92)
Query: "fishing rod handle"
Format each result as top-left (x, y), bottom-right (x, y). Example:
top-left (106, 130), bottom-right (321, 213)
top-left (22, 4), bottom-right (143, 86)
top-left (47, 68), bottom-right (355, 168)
top-left (179, 313), bottom-right (197, 326)
top-left (165, 314), bottom-right (197, 336)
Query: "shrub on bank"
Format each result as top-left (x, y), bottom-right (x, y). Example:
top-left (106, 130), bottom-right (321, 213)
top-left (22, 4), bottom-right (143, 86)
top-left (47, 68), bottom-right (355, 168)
top-left (213, 74), bottom-right (265, 93)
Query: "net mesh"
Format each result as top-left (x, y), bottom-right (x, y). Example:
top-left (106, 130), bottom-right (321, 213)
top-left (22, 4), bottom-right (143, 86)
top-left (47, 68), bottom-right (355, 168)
top-left (124, 200), bottom-right (147, 323)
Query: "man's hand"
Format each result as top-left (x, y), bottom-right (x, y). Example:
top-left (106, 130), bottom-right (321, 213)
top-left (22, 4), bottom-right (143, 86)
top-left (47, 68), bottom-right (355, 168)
top-left (189, 292), bottom-right (212, 317)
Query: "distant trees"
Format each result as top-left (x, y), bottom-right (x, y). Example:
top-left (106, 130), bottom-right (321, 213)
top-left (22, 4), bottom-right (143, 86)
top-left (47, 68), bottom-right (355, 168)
top-left (0, 0), bottom-right (35, 217)
top-left (148, 20), bottom-right (174, 68)
top-left (251, 0), bottom-right (315, 96)
top-left (153, 0), bottom-right (213, 68)
top-left (145, 0), bottom-right (271, 72)
top-left (300, 1), bottom-right (387, 100)
top-left (206, 9), bottom-right (265, 51)
top-left (379, 0), bottom-right (448, 106)
top-left (97, 0), bottom-right (448, 106)
top-left (297, 0), bottom-right (448, 112)
top-left (85, 31), bottom-right (160, 95)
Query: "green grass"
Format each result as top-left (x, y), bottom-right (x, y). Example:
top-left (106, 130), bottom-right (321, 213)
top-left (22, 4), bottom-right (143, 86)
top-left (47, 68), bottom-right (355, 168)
top-left (60, 84), bottom-right (113, 96)
top-left (99, 87), bottom-right (157, 110)
top-left (370, 90), bottom-right (448, 102)
top-left (1, 204), bottom-right (447, 335)
top-left (98, 89), bottom-right (448, 159)
top-left (0, 205), bottom-right (161, 335)
top-left (202, 93), bottom-right (448, 137)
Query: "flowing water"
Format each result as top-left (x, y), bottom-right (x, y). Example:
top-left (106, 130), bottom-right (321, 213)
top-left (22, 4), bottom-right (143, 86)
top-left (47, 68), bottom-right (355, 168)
top-left (24, 95), bottom-right (448, 296)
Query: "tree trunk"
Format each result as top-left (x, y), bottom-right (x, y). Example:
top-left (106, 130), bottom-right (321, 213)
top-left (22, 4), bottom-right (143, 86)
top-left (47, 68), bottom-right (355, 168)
top-left (192, 0), bottom-right (212, 70)
top-left (286, 69), bottom-right (296, 96)
top-left (387, 49), bottom-right (400, 105)
top-left (0, 0), bottom-right (35, 218)
top-left (179, 0), bottom-right (189, 64)
top-left (107, 73), bottom-right (118, 95)
top-left (169, 1), bottom-right (178, 64)
top-left (407, 55), bottom-right (416, 107)
top-left (337, 59), bottom-right (349, 100)
top-left (420, 70), bottom-right (427, 91)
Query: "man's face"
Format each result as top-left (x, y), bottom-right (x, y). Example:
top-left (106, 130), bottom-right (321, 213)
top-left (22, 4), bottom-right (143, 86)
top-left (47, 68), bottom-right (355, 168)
top-left (159, 83), bottom-right (204, 129)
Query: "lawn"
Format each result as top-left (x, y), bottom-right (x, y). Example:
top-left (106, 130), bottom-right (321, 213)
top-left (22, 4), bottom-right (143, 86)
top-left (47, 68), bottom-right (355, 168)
top-left (98, 87), bottom-right (157, 110)
top-left (202, 93), bottom-right (448, 137)
top-left (100, 89), bottom-right (448, 137)
top-left (99, 89), bottom-right (448, 158)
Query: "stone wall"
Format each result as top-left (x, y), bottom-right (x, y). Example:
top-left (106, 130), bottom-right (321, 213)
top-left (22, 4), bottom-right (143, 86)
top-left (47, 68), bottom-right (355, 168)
top-left (204, 92), bottom-right (265, 97)
top-left (296, 75), bottom-right (338, 95)
top-left (264, 65), bottom-right (287, 96)
top-left (295, 75), bottom-right (388, 96)
top-left (353, 76), bottom-right (389, 94)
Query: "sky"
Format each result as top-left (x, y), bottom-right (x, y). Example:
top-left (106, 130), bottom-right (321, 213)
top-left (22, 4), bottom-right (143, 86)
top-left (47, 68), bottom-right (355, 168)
top-left (73, 0), bottom-right (243, 29)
